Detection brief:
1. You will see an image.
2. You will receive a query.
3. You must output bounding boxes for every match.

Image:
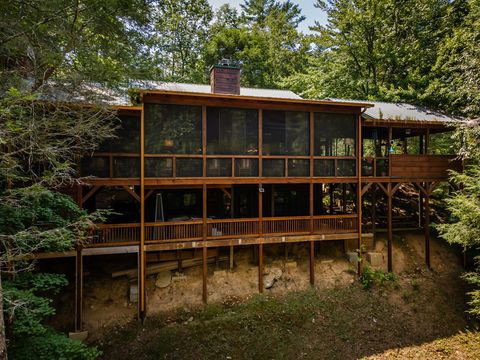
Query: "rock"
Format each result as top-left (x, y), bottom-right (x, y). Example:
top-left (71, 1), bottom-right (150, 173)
top-left (264, 267), bottom-right (283, 289)
top-left (172, 273), bottom-right (186, 282)
top-left (321, 259), bottom-right (334, 264)
top-left (347, 251), bottom-right (358, 265)
top-left (155, 271), bottom-right (172, 288)
top-left (366, 252), bottom-right (384, 267)
top-left (213, 270), bottom-right (227, 278)
top-left (69, 331), bottom-right (89, 341)
top-left (285, 261), bottom-right (297, 270)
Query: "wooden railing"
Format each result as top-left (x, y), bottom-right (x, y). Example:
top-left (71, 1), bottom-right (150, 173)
top-left (390, 155), bottom-right (461, 179)
top-left (88, 214), bottom-right (358, 247)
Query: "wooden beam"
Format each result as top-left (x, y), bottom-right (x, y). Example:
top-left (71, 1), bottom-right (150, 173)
top-left (309, 241), bottom-right (315, 285)
top-left (74, 247), bottom-right (83, 332)
top-left (145, 189), bottom-right (155, 201)
top-left (361, 182), bottom-right (373, 196)
top-left (377, 182), bottom-right (388, 196)
top-left (357, 114), bottom-right (363, 275)
top-left (81, 185), bottom-right (101, 205)
top-left (202, 184), bottom-right (207, 303)
top-left (122, 185), bottom-right (140, 202)
top-left (139, 102), bottom-right (146, 322)
top-left (258, 243), bottom-right (264, 293)
top-left (424, 187), bottom-right (431, 269)
top-left (387, 183), bottom-right (393, 272)
top-left (391, 182), bottom-right (402, 196)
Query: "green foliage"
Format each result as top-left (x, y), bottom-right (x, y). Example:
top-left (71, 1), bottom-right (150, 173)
top-left (4, 273), bottom-right (100, 360)
top-left (360, 265), bottom-right (397, 289)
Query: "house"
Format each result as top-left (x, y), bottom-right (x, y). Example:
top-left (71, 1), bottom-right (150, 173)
top-left (51, 63), bottom-right (462, 331)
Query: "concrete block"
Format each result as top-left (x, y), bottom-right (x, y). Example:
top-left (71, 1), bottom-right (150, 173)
top-left (347, 251), bottom-right (358, 265)
top-left (69, 331), bottom-right (88, 341)
top-left (129, 283), bottom-right (138, 303)
top-left (366, 252), bottom-right (384, 267)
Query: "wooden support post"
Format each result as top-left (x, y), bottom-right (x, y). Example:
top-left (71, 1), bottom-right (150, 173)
top-left (387, 183), bottom-right (393, 272)
top-left (202, 184), bottom-right (207, 303)
top-left (177, 249), bottom-right (182, 272)
top-left (74, 247), bottom-right (83, 332)
top-left (229, 246), bottom-right (234, 271)
top-left (419, 191), bottom-right (424, 227)
top-left (258, 243), bottom-right (264, 293)
top-left (424, 186), bottom-right (431, 269)
top-left (309, 241), bottom-right (315, 285)
top-left (356, 114), bottom-right (362, 275)
top-left (372, 185), bottom-right (376, 241)
top-left (139, 103), bottom-right (146, 322)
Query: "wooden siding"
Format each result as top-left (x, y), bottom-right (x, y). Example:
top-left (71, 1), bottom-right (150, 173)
top-left (390, 155), bottom-right (461, 179)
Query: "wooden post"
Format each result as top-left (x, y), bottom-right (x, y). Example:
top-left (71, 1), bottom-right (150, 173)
top-left (202, 184), bottom-right (207, 303)
top-left (372, 185), bottom-right (376, 241)
top-left (309, 241), bottom-right (315, 285)
top-left (424, 185), bottom-right (431, 269)
top-left (387, 183), bottom-right (393, 272)
top-left (229, 246), bottom-right (234, 271)
top-left (258, 243), bottom-right (264, 293)
top-left (139, 103), bottom-right (146, 322)
top-left (357, 114), bottom-right (362, 275)
top-left (74, 247), bottom-right (83, 332)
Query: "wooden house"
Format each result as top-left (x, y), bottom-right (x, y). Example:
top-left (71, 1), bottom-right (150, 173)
top-left (52, 64), bottom-right (462, 330)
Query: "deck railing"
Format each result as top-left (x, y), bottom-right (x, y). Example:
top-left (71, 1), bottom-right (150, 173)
top-left (89, 214), bottom-right (358, 247)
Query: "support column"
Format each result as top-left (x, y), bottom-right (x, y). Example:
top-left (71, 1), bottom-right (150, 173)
top-left (258, 243), bottom-right (264, 293)
top-left (424, 186), bottom-right (431, 269)
top-left (202, 184), bottom-right (208, 303)
top-left (74, 247), bottom-right (83, 332)
top-left (356, 114), bottom-right (362, 275)
top-left (387, 183), bottom-right (393, 272)
top-left (139, 103), bottom-right (146, 322)
top-left (309, 241), bottom-right (315, 285)
top-left (372, 185), bottom-right (377, 241)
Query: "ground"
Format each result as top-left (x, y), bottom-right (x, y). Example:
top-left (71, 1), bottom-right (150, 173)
top-left (76, 231), bottom-right (479, 359)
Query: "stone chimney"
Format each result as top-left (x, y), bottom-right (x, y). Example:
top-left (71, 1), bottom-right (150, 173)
top-left (210, 59), bottom-right (240, 95)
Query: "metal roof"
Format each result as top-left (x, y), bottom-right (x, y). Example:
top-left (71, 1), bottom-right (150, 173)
top-left (134, 81), bottom-right (303, 100)
top-left (328, 98), bottom-right (462, 124)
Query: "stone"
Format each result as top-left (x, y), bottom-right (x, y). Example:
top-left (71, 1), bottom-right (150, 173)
top-left (155, 271), bottom-right (172, 288)
top-left (347, 251), bottom-right (358, 265)
top-left (213, 270), bottom-right (227, 278)
top-left (172, 273), bottom-right (186, 282)
top-left (285, 261), bottom-right (297, 270)
top-left (264, 267), bottom-right (283, 289)
top-left (366, 252), bottom-right (384, 267)
top-left (321, 259), bottom-right (334, 264)
top-left (129, 283), bottom-right (138, 303)
top-left (69, 331), bottom-right (89, 341)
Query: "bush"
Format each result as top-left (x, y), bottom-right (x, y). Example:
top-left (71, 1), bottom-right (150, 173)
top-left (360, 265), bottom-right (397, 289)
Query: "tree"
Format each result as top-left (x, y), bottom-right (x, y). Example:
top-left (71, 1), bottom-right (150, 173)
top-left (0, 0), bottom-right (157, 93)
top-left (436, 119), bottom-right (480, 317)
top-left (284, 0), bottom-right (454, 101)
top-left (204, 0), bottom-right (309, 88)
top-left (424, 0), bottom-right (480, 117)
top-left (151, 0), bottom-right (213, 82)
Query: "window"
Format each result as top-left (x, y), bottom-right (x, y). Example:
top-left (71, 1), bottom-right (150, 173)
top-left (144, 104), bottom-right (202, 154)
top-left (263, 159), bottom-right (285, 177)
top-left (81, 157), bottom-right (109, 177)
top-left (207, 107), bottom-right (258, 155)
top-left (176, 158), bottom-right (202, 177)
top-left (98, 116), bottom-right (140, 153)
top-left (234, 159), bottom-right (258, 177)
top-left (288, 159), bottom-right (309, 177)
top-left (145, 158), bottom-right (173, 177)
top-left (206, 158), bottom-right (232, 177)
top-left (113, 157), bottom-right (139, 177)
top-left (314, 113), bottom-right (356, 156)
top-left (263, 110), bottom-right (309, 155)
top-left (314, 159), bottom-right (334, 177)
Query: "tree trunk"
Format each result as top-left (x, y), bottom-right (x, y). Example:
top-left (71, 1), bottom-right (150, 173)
top-left (0, 272), bottom-right (7, 360)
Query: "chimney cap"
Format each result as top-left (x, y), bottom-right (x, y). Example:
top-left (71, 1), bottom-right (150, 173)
top-left (209, 60), bottom-right (240, 72)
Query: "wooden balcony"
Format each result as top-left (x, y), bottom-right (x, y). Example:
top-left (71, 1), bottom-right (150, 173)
top-left (89, 215), bottom-right (358, 248)
top-left (390, 155), bottom-right (461, 179)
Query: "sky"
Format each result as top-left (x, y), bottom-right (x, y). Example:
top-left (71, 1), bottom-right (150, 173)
top-left (207, 0), bottom-right (328, 33)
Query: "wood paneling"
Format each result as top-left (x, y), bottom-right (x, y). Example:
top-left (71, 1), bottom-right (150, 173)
top-left (390, 155), bottom-right (461, 179)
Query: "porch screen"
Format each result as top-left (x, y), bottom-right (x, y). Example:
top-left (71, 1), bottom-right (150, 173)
top-left (207, 107), bottom-right (258, 155)
top-left (263, 110), bottom-right (309, 155)
top-left (98, 116), bottom-right (139, 153)
top-left (314, 113), bottom-right (356, 156)
top-left (144, 104), bottom-right (202, 154)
